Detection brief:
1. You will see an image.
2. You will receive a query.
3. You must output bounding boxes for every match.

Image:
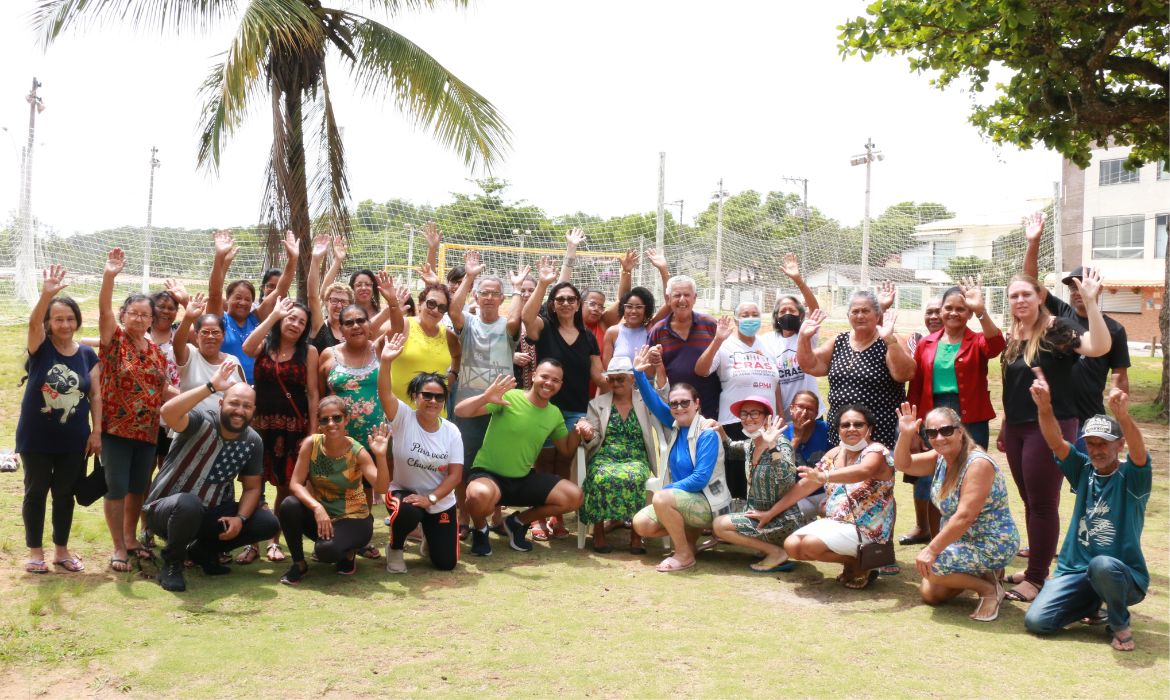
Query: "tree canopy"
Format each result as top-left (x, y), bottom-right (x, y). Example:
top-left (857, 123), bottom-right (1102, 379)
top-left (839, 0), bottom-right (1169, 169)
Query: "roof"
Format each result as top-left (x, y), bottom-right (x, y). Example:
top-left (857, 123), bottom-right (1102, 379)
top-left (814, 264), bottom-right (917, 283)
top-left (1101, 279), bottom-right (1165, 289)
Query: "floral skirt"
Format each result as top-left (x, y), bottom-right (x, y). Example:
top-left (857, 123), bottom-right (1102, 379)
top-left (580, 458), bottom-right (651, 523)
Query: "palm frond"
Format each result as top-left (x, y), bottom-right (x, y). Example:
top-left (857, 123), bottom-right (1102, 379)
top-left (259, 80), bottom-right (290, 231)
top-left (306, 68), bottom-right (352, 238)
top-left (340, 12), bottom-right (511, 171)
top-left (34, 0), bottom-right (236, 46)
top-left (339, 0), bottom-right (469, 16)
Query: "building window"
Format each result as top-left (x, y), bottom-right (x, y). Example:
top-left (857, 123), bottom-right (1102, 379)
top-left (932, 241), bottom-right (956, 270)
top-left (1092, 215), bottom-right (1146, 259)
top-left (1157, 214), bottom-right (1168, 258)
top-left (1099, 159), bottom-right (1140, 186)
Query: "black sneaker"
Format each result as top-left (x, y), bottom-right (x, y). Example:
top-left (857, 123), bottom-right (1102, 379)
top-left (280, 562), bottom-right (308, 586)
top-left (201, 559), bottom-right (232, 576)
top-left (159, 561), bottom-right (186, 592)
top-left (470, 526), bottom-right (492, 557)
top-left (188, 542), bottom-right (231, 576)
top-left (503, 513), bottom-right (533, 552)
top-left (489, 522), bottom-right (508, 537)
top-left (335, 557), bottom-right (357, 575)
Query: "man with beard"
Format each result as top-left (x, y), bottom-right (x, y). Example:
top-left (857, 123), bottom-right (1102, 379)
top-left (145, 362), bottom-right (278, 592)
top-left (455, 360), bottom-right (584, 557)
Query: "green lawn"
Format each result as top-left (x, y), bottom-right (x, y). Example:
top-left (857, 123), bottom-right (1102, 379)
top-left (0, 321), bottom-right (1167, 698)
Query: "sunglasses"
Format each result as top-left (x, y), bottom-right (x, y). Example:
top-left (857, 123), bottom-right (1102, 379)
top-left (668, 399), bottom-right (693, 409)
top-left (341, 317), bottom-right (368, 327)
top-left (423, 299), bottom-right (449, 313)
top-left (738, 409), bottom-right (767, 420)
top-left (319, 414), bottom-right (345, 425)
top-left (553, 296), bottom-right (578, 305)
top-left (416, 391), bottom-right (446, 403)
top-left (840, 421), bottom-right (868, 430)
top-left (924, 425), bottom-right (959, 440)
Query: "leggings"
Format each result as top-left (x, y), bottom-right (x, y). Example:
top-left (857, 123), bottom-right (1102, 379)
top-left (722, 422), bottom-right (748, 500)
top-left (146, 493), bottom-right (280, 564)
top-left (277, 496), bottom-right (373, 564)
top-left (386, 491), bottom-right (459, 571)
top-left (1002, 418), bottom-right (1078, 586)
top-left (21, 452), bottom-right (85, 549)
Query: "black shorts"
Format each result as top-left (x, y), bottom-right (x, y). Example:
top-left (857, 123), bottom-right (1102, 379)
top-left (467, 468), bottom-right (561, 507)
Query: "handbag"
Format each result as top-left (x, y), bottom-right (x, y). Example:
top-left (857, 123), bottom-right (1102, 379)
top-left (845, 485), bottom-right (895, 570)
top-left (74, 454), bottom-right (108, 506)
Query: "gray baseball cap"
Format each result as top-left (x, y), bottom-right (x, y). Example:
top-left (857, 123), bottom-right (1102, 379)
top-left (1081, 414), bottom-right (1121, 441)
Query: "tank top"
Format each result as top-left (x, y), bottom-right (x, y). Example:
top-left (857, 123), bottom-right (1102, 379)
top-left (307, 433), bottom-right (369, 520)
top-left (325, 343), bottom-right (384, 449)
top-left (612, 324), bottom-right (649, 363)
top-left (391, 317), bottom-right (453, 417)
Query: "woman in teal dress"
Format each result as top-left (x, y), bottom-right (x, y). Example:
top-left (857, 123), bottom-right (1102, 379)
top-left (894, 403), bottom-right (1020, 623)
top-left (575, 356), bottom-right (667, 554)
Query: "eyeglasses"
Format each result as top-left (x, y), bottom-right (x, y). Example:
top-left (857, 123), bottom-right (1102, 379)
top-left (583, 301), bottom-right (603, 309)
top-left (623, 304), bottom-right (645, 311)
top-left (124, 311), bottom-right (152, 320)
top-left (738, 409), bottom-right (767, 420)
top-left (924, 425), bottom-right (959, 440)
top-left (668, 399), bottom-right (693, 409)
top-left (341, 317), bottom-right (369, 327)
top-left (423, 299), bottom-right (449, 313)
top-left (198, 329), bottom-right (223, 338)
top-left (840, 421), bottom-right (868, 430)
top-left (606, 374), bottom-right (630, 383)
top-left (553, 296), bottom-right (578, 306)
top-left (416, 391), bottom-right (446, 403)
top-left (319, 414), bottom-right (345, 425)
top-left (477, 291), bottom-right (502, 298)
top-left (326, 298), bottom-right (350, 306)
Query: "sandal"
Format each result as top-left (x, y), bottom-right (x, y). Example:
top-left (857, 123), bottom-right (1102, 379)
top-left (358, 544), bottom-right (381, 560)
top-left (878, 564), bottom-right (901, 576)
top-left (548, 517), bottom-right (571, 539)
top-left (530, 521), bottom-right (550, 542)
top-left (971, 575), bottom-right (1005, 622)
top-left (842, 569), bottom-right (879, 590)
top-left (655, 556), bottom-right (696, 573)
top-left (235, 544), bottom-right (260, 565)
top-left (53, 556), bottom-right (84, 573)
top-left (109, 557), bottom-right (131, 573)
top-left (1108, 626), bottom-right (1135, 652)
top-left (266, 543), bottom-right (286, 562)
top-left (25, 559), bottom-right (49, 574)
top-left (999, 570), bottom-right (1026, 585)
top-left (1004, 580), bottom-right (1042, 602)
top-left (695, 537), bottom-right (722, 553)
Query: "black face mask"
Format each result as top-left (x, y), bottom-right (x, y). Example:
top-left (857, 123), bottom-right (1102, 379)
top-left (777, 314), bottom-right (802, 332)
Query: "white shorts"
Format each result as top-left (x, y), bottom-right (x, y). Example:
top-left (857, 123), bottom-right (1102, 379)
top-left (797, 492), bottom-right (826, 522)
top-left (791, 517), bottom-right (863, 557)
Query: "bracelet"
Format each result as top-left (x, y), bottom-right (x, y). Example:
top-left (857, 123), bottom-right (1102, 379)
top-left (205, 381), bottom-right (216, 395)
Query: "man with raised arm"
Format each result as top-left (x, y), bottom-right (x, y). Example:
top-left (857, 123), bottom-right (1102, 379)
top-left (454, 362), bottom-right (584, 557)
top-left (145, 362), bottom-right (279, 592)
top-left (646, 274), bottom-right (721, 420)
top-left (1024, 369), bottom-right (1150, 652)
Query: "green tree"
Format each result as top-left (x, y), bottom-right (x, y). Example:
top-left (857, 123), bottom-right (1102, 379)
top-left (871, 201), bottom-right (954, 260)
top-left (839, 1), bottom-right (1169, 169)
top-left (944, 255), bottom-right (992, 282)
top-left (37, 0), bottom-right (510, 298)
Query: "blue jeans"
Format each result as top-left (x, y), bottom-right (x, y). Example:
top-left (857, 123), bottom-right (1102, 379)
top-left (1024, 556), bottom-right (1145, 633)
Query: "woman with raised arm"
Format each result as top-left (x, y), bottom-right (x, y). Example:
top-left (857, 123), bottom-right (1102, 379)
top-left (97, 248), bottom-right (170, 572)
top-left (602, 286), bottom-right (655, 367)
top-left (206, 230), bottom-right (297, 384)
top-left (319, 305), bottom-right (387, 452)
top-left (998, 269), bottom-right (1112, 603)
top-left (783, 404), bottom-right (897, 589)
top-left (238, 297), bottom-right (319, 564)
top-left (760, 252), bottom-right (823, 424)
top-left (16, 266), bottom-right (100, 574)
top-left (630, 346), bottom-right (731, 572)
top-left (512, 274), bottom-right (538, 389)
top-left (385, 260), bottom-right (461, 416)
top-left (277, 401), bottom-right (389, 584)
top-left (378, 334), bottom-right (464, 572)
top-left (171, 294), bottom-right (247, 411)
top-left (522, 255), bottom-right (607, 540)
top-left (308, 233), bottom-right (349, 354)
top-left (795, 292), bottom-right (914, 449)
top-left (894, 403), bottom-right (1018, 621)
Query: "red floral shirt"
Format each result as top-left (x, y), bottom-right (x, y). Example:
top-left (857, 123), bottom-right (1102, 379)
top-left (100, 326), bottom-right (168, 443)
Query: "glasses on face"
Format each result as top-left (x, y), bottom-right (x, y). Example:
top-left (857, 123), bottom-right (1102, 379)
top-left (124, 311), bottom-right (152, 320)
top-left (623, 304), bottom-right (645, 311)
top-left (423, 299), bottom-right (449, 313)
top-left (341, 316), bottom-right (369, 328)
top-left (198, 329), bottom-right (223, 338)
top-left (553, 296), bottom-right (578, 306)
top-left (738, 409), bottom-right (767, 420)
top-left (668, 399), bottom-right (692, 410)
top-left (583, 301), bottom-right (603, 309)
top-left (606, 374), bottom-right (630, 383)
top-left (477, 291), bottom-right (502, 298)
top-left (840, 421), bottom-right (868, 430)
top-left (320, 414), bottom-right (345, 425)
top-left (925, 425), bottom-right (959, 440)
top-left (416, 391), bottom-right (446, 403)
top-left (327, 297), bottom-right (350, 306)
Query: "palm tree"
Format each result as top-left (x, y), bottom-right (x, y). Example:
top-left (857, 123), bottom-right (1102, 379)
top-left (34, 0), bottom-right (511, 292)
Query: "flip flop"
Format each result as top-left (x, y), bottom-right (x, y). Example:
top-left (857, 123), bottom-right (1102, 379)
top-left (750, 560), bottom-right (796, 573)
top-left (655, 556), bottom-right (696, 573)
top-left (25, 559), bottom-right (48, 574)
top-left (695, 537), bottom-right (721, 553)
top-left (878, 564), bottom-right (901, 576)
top-left (971, 576), bottom-right (1006, 622)
top-left (109, 557), bottom-right (131, 573)
top-left (53, 556), bottom-right (84, 573)
top-left (898, 533), bottom-right (930, 545)
top-left (266, 543), bottom-right (286, 562)
top-left (999, 570), bottom-right (1026, 585)
top-left (358, 544), bottom-right (381, 560)
top-left (842, 569), bottom-right (879, 590)
top-left (1107, 626), bottom-right (1135, 652)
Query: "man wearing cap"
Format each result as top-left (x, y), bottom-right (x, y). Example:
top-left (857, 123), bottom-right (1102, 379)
top-left (1025, 371), bottom-right (1150, 652)
top-left (1025, 217), bottom-right (1130, 446)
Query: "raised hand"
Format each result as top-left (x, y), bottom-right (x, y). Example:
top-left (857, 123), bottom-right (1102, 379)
top-left (715, 315), bottom-right (735, 341)
top-left (210, 360), bottom-right (238, 392)
top-left (574, 418), bottom-right (595, 441)
top-left (185, 293), bottom-right (207, 318)
top-left (1107, 387), bottom-right (1129, 417)
top-left (380, 332), bottom-right (406, 364)
top-left (415, 262), bottom-right (440, 287)
top-left (896, 402), bottom-right (921, 436)
top-left (331, 234), bottom-right (348, 261)
top-left (565, 227), bottom-right (586, 250)
top-left (271, 296), bottom-right (296, 321)
top-left (1023, 211), bottom-right (1046, 243)
top-left (41, 265), bottom-right (69, 296)
top-left (537, 256), bottom-right (558, 285)
top-left (367, 422), bottom-right (390, 457)
top-left (960, 275), bottom-right (985, 316)
top-left (483, 374), bottom-right (516, 405)
top-left (395, 284), bottom-right (411, 310)
top-left (213, 230), bottom-right (237, 261)
top-left (800, 308), bottom-right (826, 338)
top-left (796, 464), bottom-right (828, 485)
top-left (1028, 367), bottom-right (1052, 410)
top-left (645, 247), bottom-right (668, 271)
top-left (1072, 266), bottom-right (1102, 301)
top-left (633, 345), bottom-right (654, 374)
top-left (508, 264), bottom-right (532, 289)
top-left (163, 278), bottom-right (190, 307)
top-left (878, 309), bottom-right (898, 339)
top-left (282, 230), bottom-right (299, 259)
top-left (463, 250), bottom-right (485, 277)
top-left (311, 232), bottom-right (330, 258)
top-left (760, 414), bottom-right (786, 447)
top-left (422, 221), bottom-right (441, 249)
top-left (648, 344), bottom-right (664, 367)
top-left (620, 249), bottom-right (638, 274)
top-left (780, 252), bottom-right (801, 279)
top-left (104, 248), bottom-right (126, 277)
top-left (877, 280), bottom-right (896, 310)
top-left (376, 270), bottom-right (397, 302)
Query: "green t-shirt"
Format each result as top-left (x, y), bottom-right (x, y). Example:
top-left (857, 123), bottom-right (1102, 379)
top-left (931, 342), bottom-right (960, 395)
top-left (1054, 445), bottom-right (1151, 592)
top-left (473, 389), bottom-right (569, 478)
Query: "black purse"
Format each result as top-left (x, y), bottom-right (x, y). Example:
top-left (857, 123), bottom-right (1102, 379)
top-left (74, 454), bottom-right (108, 506)
top-left (845, 486), bottom-right (895, 571)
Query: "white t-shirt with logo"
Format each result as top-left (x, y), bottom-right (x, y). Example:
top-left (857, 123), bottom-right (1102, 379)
top-left (708, 335), bottom-right (780, 424)
top-left (759, 331), bottom-right (823, 423)
top-left (388, 398), bottom-right (464, 514)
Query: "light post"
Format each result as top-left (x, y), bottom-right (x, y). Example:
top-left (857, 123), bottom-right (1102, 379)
top-left (780, 175), bottom-right (809, 263)
top-left (141, 147), bottom-right (161, 293)
top-left (712, 179), bottom-right (729, 312)
top-left (850, 138), bottom-right (883, 289)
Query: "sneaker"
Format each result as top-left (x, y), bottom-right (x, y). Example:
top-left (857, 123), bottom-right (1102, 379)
top-left (280, 562), bottom-right (308, 586)
top-left (187, 542), bottom-right (231, 576)
top-left (419, 534), bottom-right (429, 559)
top-left (159, 561), bottom-right (186, 592)
top-left (335, 557), bottom-right (357, 575)
top-left (201, 559), bottom-right (232, 576)
top-left (470, 526), bottom-right (492, 557)
top-left (386, 548), bottom-right (407, 574)
top-left (503, 513), bottom-right (533, 552)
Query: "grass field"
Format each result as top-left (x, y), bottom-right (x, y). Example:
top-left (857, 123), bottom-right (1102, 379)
top-left (0, 320), bottom-right (1166, 698)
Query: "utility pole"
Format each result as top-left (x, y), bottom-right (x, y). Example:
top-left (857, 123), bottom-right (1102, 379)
top-left (850, 138), bottom-right (883, 289)
top-left (406, 224), bottom-right (415, 287)
top-left (655, 152), bottom-right (666, 258)
top-left (713, 179), bottom-right (729, 312)
top-left (781, 175), bottom-right (809, 263)
top-left (141, 146), bottom-right (161, 293)
top-left (16, 78), bottom-right (43, 305)
top-left (1051, 180), bottom-right (1064, 302)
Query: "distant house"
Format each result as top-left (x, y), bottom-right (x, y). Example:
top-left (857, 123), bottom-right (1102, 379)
top-left (803, 264), bottom-right (917, 289)
top-left (902, 205), bottom-right (1049, 284)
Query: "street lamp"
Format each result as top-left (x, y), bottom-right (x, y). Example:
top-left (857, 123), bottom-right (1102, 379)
top-left (712, 180), bottom-right (729, 312)
top-left (849, 138), bottom-right (884, 289)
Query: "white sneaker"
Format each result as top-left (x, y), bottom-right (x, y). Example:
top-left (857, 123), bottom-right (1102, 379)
top-left (385, 547), bottom-right (407, 574)
top-left (419, 533), bottom-right (429, 559)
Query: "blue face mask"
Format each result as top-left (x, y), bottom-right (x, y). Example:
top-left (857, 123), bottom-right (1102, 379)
top-left (738, 317), bottom-right (761, 336)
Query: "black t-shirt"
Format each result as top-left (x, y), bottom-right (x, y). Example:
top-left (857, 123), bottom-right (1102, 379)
top-left (529, 317), bottom-right (599, 415)
top-left (1045, 295), bottom-right (1131, 420)
top-left (1002, 317), bottom-right (1082, 423)
top-left (312, 324), bottom-right (339, 357)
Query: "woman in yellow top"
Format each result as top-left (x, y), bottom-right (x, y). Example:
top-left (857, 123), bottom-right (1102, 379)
top-left (388, 283), bottom-right (461, 417)
top-left (277, 397), bottom-right (389, 584)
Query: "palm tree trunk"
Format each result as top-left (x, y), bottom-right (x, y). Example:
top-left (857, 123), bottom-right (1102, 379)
top-left (284, 89), bottom-right (313, 302)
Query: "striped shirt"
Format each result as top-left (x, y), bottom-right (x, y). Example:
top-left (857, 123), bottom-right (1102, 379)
top-left (646, 311), bottom-right (721, 420)
top-left (146, 408), bottom-right (263, 509)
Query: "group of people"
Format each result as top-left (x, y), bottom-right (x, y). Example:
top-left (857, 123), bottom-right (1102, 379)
top-left (15, 213), bottom-right (1151, 652)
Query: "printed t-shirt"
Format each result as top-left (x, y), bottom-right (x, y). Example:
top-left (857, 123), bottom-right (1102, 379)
top-left (101, 326), bottom-right (168, 443)
top-left (146, 407), bottom-right (264, 509)
top-left (760, 331), bottom-right (822, 422)
top-left (708, 335), bottom-right (779, 424)
top-left (455, 315), bottom-right (516, 403)
top-left (473, 389), bottom-right (568, 478)
top-left (16, 340), bottom-right (100, 454)
top-left (389, 398), bottom-right (464, 514)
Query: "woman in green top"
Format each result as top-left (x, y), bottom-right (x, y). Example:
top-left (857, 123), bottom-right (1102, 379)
top-left (278, 397), bottom-right (389, 584)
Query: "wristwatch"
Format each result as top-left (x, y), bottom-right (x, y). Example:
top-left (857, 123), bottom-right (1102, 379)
top-left (427, 493), bottom-right (438, 506)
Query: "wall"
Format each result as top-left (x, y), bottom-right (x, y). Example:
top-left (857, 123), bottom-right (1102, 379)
top-left (1079, 146), bottom-right (1169, 282)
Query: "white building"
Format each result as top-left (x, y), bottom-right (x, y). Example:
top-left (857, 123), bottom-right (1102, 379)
top-left (903, 209), bottom-right (1046, 283)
